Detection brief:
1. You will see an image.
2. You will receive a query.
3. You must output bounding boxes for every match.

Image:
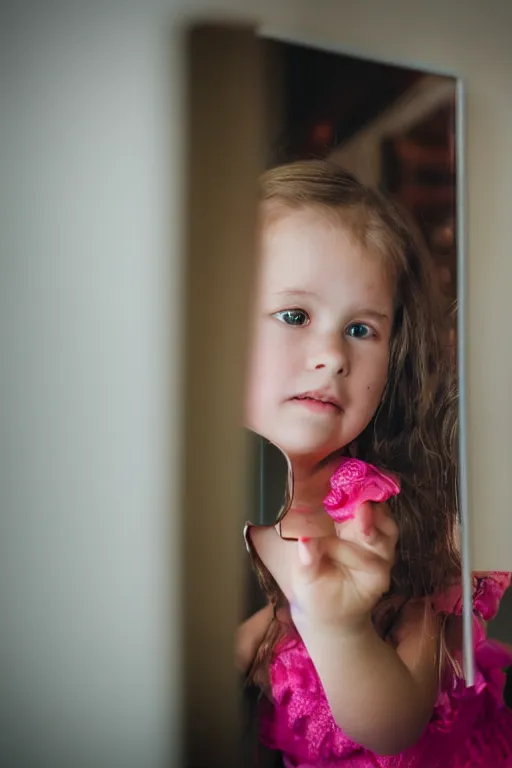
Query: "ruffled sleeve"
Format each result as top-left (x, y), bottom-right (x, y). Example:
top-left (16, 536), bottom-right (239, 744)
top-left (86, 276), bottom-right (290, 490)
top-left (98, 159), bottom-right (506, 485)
top-left (261, 634), bottom-right (361, 762)
top-left (433, 571), bottom-right (511, 620)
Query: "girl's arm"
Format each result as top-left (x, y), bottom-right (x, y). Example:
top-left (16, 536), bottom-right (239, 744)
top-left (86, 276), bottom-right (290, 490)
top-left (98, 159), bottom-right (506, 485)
top-left (252, 502), bottom-right (440, 754)
top-left (299, 599), bottom-right (440, 756)
top-left (235, 603), bottom-right (274, 673)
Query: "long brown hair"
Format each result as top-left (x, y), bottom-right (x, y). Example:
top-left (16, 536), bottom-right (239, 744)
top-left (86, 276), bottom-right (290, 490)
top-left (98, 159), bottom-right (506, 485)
top-left (248, 159), bottom-right (460, 688)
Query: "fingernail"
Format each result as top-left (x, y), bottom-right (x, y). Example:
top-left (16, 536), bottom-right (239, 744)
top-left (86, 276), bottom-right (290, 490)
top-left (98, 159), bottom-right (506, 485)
top-left (299, 536), bottom-right (311, 543)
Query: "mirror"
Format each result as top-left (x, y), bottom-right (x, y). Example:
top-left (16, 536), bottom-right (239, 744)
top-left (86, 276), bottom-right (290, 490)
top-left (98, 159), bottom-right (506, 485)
top-left (246, 431), bottom-right (292, 529)
top-left (244, 39), bottom-right (457, 541)
top-left (238, 34), bottom-right (481, 768)
top-left (245, 430), bottom-right (339, 541)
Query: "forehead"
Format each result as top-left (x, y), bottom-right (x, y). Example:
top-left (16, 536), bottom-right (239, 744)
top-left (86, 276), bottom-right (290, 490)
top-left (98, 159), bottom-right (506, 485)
top-left (259, 206), bottom-right (395, 305)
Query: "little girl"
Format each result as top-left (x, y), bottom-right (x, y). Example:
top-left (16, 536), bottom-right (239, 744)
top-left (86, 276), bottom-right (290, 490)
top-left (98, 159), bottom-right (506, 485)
top-left (240, 159), bottom-right (512, 766)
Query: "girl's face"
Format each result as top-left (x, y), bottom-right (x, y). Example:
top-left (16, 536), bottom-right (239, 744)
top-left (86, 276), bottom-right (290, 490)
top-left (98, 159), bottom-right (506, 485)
top-left (246, 207), bottom-right (395, 468)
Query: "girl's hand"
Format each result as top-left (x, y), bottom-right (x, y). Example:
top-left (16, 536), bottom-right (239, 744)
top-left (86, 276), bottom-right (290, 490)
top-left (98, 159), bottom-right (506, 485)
top-left (289, 502), bottom-right (398, 634)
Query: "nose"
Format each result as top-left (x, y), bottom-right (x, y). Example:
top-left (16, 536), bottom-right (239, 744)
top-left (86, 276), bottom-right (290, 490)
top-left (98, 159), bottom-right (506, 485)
top-left (307, 332), bottom-right (349, 376)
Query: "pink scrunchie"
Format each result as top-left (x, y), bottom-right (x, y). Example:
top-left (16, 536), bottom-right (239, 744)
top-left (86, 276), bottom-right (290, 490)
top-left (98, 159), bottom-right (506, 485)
top-left (323, 457), bottom-right (400, 523)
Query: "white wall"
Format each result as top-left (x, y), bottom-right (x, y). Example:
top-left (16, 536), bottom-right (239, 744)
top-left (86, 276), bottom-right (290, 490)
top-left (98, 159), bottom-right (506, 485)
top-left (1, 7), bottom-right (184, 767)
top-left (2, 1), bottom-right (511, 766)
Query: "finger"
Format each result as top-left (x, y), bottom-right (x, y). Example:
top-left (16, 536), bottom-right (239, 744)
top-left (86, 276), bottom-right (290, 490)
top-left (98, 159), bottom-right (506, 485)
top-left (354, 503), bottom-right (398, 544)
top-left (371, 503), bottom-right (399, 544)
top-left (333, 504), bottom-right (392, 543)
top-left (306, 534), bottom-right (383, 574)
top-left (358, 502), bottom-right (375, 540)
top-left (296, 536), bottom-right (328, 575)
top-left (340, 504), bottom-right (396, 563)
top-left (318, 536), bottom-right (393, 596)
top-left (293, 535), bottom-right (392, 600)
top-left (295, 537), bottom-right (326, 587)
top-left (347, 503), bottom-right (381, 548)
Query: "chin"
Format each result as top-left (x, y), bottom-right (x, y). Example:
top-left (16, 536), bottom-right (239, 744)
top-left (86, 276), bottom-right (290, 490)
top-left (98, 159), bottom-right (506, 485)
top-left (277, 434), bottom-right (343, 463)
top-left (245, 417), bottom-right (347, 463)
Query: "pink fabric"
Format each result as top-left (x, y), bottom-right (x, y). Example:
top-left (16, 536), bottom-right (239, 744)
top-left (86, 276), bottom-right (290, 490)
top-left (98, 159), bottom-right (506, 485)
top-left (260, 458), bottom-right (512, 766)
top-left (261, 572), bottom-right (512, 766)
top-left (433, 571), bottom-right (511, 621)
top-left (323, 458), bottom-right (400, 523)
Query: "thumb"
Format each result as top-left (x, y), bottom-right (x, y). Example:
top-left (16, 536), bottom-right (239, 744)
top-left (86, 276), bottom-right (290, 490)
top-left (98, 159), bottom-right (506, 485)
top-left (356, 502), bottom-right (377, 543)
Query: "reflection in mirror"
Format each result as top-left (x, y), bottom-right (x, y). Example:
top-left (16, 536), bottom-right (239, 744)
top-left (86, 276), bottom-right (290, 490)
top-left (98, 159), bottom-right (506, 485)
top-left (248, 43), bottom-right (460, 540)
top-left (239, 37), bottom-right (512, 768)
top-left (245, 429), bottom-right (338, 541)
top-left (246, 430), bottom-right (292, 528)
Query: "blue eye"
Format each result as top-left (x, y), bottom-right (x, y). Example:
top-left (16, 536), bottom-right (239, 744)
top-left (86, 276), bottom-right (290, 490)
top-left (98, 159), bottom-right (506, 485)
top-left (274, 309), bottom-right (310, 327)
top-left (346, 323), bottom-right (373, 339)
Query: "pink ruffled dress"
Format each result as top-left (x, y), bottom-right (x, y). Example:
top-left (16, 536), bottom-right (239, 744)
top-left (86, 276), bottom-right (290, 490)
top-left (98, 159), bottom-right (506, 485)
top-left (259, 460), bottom-right (512, 767)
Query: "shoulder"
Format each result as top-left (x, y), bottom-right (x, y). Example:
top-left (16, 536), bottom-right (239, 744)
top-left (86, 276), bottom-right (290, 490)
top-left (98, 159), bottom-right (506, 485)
top-left (432, 571), bottom-right (511, 621)
top-left (246, 523), bottom-right (297, 601)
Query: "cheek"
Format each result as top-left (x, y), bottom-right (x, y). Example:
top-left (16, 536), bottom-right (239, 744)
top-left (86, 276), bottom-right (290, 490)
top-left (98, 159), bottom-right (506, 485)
top-left (364, 381), bottom-right (386, 414)
top-left (245, 323), bottom-right (299, 425)
top-left (359, 350), bottom-right (390, 409)
top-left (245, 326), bottom-right (279, 424)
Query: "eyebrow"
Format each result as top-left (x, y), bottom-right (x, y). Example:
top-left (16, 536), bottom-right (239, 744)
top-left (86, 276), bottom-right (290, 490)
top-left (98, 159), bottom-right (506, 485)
top-left (274, 289), bottom-right (318, 298)
top-left (273, 290), bottom-right (390, 320)
top-left (353, 309), bottom-right (390, 321)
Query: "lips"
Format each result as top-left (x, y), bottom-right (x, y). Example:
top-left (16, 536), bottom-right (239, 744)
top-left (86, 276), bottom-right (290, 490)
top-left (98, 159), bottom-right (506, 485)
top-left (291, 390), bottom-right (342, 411)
